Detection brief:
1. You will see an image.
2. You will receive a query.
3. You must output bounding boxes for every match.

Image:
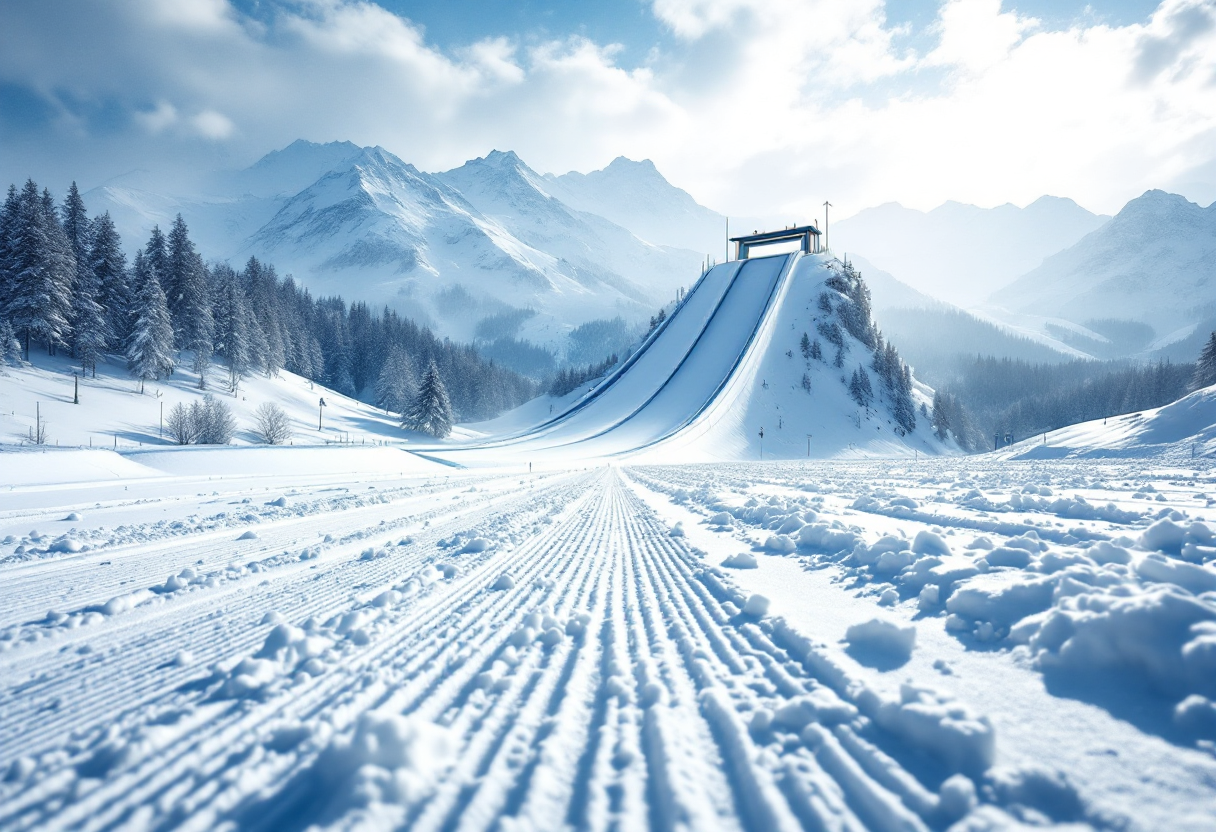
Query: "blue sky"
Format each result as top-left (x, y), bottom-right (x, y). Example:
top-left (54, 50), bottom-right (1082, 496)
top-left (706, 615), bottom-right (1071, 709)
top-left (1, 0), bottom-right (1213, 218)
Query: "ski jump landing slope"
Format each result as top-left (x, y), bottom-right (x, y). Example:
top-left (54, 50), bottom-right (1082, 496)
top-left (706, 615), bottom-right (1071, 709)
top-left (438, 252), bottom-right (800, 463)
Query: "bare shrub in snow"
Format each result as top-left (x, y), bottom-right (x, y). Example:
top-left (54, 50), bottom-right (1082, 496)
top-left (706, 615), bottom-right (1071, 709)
top-left (166, 402), bottom-right (196, 445)
top-left (167, 395), bottom-right (236, 445)
top-left (253, 402), bottom-right (292, 445)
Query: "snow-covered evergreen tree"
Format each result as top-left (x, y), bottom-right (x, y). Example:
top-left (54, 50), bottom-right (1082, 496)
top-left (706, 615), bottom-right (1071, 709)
top-left (125, 249), bottom-right (175, 392)
top-left (60, 183), bottom-right (89, 260)
top-left (3, 181), bottom-right (75, 358)
top-left (60, 184), bottom-right (107, 375)
top-left (0, 184), bottom-right (17, 302)
top-left (211, 263), bottom-right (253, 394)
top-left (71, 251), bottom-right (108, 376)
top-left (375, 344), bottom-right (417, 416)
top-left (166, 216), bottom-right (214, 384)
top-left (88, 212), bottom-right (129, 348)
top-left (1192, 331), bottom-right (1216, 391)
top-left (404, 360), bottom-right (453, 437)
top-left (849, 366), bottom-right (873, 407)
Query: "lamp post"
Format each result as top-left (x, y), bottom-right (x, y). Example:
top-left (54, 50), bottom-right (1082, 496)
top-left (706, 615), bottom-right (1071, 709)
top-left (806, 434), bottom-right (812, 457)
top-left (823, 201), bottom-right (832, 252)
top-left (73, 373), bottom-right (79, 405)
top-left (318, 397), bottom-right (327, 431)
top-left (758, 426), bottom-right (764, 461)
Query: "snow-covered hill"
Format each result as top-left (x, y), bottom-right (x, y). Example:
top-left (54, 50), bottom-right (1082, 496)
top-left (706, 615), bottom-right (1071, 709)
top-left (833, 196), bottom-right (1109, 306)
top-left (999, 383), bottom-right (1216, 462)
top-left (0, 348), bottom-right (477, 457)
top-left (988, 190), bottom-right (1216, 356)
top-left (447, 252), bottom-right (952, 462)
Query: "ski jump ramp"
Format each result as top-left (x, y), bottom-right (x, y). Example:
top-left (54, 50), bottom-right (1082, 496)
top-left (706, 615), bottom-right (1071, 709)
top-left (431, 251), bottom-right (809, 464)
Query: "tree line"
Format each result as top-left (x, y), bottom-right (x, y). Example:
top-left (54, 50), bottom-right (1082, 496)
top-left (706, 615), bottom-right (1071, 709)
top-left (0, 179), bottom-right (539, 437)
top-left (930, 355), bottom-right (1195, 450)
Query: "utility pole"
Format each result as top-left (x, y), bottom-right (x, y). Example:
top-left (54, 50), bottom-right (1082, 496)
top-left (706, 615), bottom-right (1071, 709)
top-left (318, 397), bottom-right (327, 431)
top-left (823, 201), bottom-right (832, 252)
top-left (758, 426), bottom-right (764, 460)
top-left (806, 434), bottom-right (812, 457)
top-left (725, 216), bottom-right (730, 262)
top-left (159, 401), bottom-right (164, 439)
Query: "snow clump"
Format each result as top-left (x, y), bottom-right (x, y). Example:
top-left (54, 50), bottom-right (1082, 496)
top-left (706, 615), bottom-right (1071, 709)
top-left (845, 618), bottom-right (916, 662)
top-left (314, 712), bottom-right (455, 810)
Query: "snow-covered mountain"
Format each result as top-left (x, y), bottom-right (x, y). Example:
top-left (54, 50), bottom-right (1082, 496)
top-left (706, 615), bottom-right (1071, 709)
top-left (543, 156), bottom-right (727, 256)
top-left (987, 190), bottom-right (1216, 355)
top-left (832, 196), bottom-right (1109, 306)
top-left (84, 142), bottom-right (705, 352)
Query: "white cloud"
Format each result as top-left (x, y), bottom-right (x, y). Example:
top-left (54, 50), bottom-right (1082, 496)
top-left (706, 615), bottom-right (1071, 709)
top-left (192, 109), bottom-right (235, 139)
top-left (2, 0), bottom-right (1216, 220)
top-left (924, 0), bottom-right (1038, 75)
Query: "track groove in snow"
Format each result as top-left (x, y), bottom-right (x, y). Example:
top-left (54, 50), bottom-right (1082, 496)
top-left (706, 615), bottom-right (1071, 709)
top-left (5, 461), bottom-right (1214, 829)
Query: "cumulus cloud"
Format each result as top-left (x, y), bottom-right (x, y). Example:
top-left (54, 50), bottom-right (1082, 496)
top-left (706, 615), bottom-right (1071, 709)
top-left (192, 110), bottom-right (235, 139)
top-left (1, 0), bottom-right (1215, 218)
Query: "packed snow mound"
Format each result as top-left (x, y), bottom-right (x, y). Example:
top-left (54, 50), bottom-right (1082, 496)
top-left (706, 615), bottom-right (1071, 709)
top-left (998, 383), bottom-right (1216, 462)
top-left (437, 252), bottom-right (950, 463)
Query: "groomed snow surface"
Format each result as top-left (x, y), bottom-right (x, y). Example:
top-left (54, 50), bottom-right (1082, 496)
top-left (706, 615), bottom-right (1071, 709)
top-left (3, 455), bottom-right (1216, 831)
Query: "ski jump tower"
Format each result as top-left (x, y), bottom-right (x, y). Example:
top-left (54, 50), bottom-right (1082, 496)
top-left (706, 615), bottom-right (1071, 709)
top-left (730, 224), bottom-right (822, 260)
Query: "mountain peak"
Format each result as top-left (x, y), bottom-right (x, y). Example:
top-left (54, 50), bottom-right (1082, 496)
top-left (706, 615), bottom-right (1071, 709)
top-left (482, 149), bottom-right (524, 168)
top-left (604, 156), bottom-right (659, 174)
top-left (1118, 188), bottom-right (1198, 215)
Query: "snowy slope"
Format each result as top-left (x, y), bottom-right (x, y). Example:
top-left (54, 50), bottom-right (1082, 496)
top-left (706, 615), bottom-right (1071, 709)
top-left (0, 348), bottom-right (472, 457)
top-left (988, 190), bottom-right (1216, 338)
top-left (996, 383), bottom-right (1216, 462)
top-left (652, 255), bottom-right (946, 461)
top-left (435, 253), bottom-right (951, 463)
top-left (833, 196), bottom-right (1109, 306)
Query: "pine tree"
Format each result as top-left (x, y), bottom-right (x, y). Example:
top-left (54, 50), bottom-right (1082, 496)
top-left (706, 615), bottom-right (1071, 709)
top-left (375, 344), bottom-right (417, 416)
top-left (71, 251), bottom-right (108, 376)
top-left (60, 183), bottom-right (89, 261)
top-left (3, 181), bottom-right (74, 358)
top-left (1192, 332), bottom-right (1216, 391)
top-left (0, 184), bottom-right (18, 302)
top-left (849, 367), bottom-right (873, 407)
top-left (404, 360), bottom-right (453, 438)
top-left (125, 249), bottom-right (175, 392)
top-left (166, 216), bottom-right (214, 384)
top-left (800, 332), bottom-right (812, 362)
top-left (59, 184), bottom-right (107, 375)
top-left (932, 390), bottom-right (950, 440)
top-left (88, 213), bottom-right (129, 348)
top-left (211, 263), bottom-right (252, 394)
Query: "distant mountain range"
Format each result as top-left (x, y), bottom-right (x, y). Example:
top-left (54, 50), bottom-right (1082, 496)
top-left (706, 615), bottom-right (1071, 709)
top-left (832, 196), bottom-right (1110, 307)
top-left (80, 139), bottom-right (1216, 368)
top-left (986, 190), bottom-right (1216, 359)
top-left (85, 142), bottom-right (718, 354)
